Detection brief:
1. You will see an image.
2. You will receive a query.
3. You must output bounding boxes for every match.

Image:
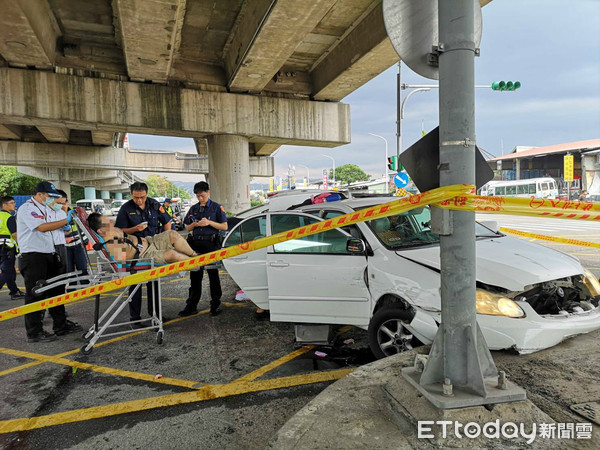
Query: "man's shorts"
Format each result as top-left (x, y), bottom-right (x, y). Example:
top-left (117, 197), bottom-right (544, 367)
top-left (139, 232), bottom-right (173, 264)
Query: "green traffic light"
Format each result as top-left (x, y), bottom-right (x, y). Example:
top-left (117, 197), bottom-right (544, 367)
top-left (492, 80), bottom-right (521, 91)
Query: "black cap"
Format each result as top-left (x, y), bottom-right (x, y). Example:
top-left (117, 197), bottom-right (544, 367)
top-left (165, 198), bottom-right (171, 203)
top-left (34, 181), bottom-right (61, 197)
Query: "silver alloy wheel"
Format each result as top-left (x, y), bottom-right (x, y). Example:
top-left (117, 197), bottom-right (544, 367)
top-left (376, 318), bottom-right (413, 356)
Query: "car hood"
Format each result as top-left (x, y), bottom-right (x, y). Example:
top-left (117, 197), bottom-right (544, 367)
top-left (396, 236), bottom-right (583, 291)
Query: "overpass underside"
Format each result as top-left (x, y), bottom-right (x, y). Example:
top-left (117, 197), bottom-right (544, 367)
top-left (0, 0), bottom-right (491, 210)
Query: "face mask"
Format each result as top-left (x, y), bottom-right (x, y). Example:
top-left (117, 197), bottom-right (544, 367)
top-left (51, 203), bottom-right (63, 211)
top-left (43, 196), bottom-right (55, 207)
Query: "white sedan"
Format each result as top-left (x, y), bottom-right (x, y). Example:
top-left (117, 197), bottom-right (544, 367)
top-left (223, 197), bottom-right (600, 358)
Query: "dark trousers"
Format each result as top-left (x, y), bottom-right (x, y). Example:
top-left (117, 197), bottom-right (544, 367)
top-left (0, 248), bottom-right (18, 294)
top-left (66, 243), bottom-right (88, 275)
top-left (20, 252), bottom-right (67, 338)
top-left (129, 281), bottom-right (160, 320)
top-left (185, 239), bottom-right (222, 310)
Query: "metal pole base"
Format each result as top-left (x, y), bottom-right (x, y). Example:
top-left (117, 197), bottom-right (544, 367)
top-left (402, 366), bottom-right (526, 410)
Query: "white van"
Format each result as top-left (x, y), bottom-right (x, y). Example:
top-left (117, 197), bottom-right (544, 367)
top-left (76, 199), bottom-right (106, 215)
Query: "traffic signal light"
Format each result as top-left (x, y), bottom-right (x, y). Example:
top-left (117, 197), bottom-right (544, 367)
top-left (387, 156), bottom-right (398, 171)
top-left (491, 80), bottom-right (521, 91)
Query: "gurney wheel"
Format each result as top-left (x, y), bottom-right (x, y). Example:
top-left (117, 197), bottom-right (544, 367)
top-left (156, 331), bottom-right (164, 345)
top-left (82, 332), bottom-right (92, 342)
top-left (80, 344), bottom-right (93, 355)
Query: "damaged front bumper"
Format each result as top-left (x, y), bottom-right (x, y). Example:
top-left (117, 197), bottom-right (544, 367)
top-left (477, 301), bottom-right (600, 354)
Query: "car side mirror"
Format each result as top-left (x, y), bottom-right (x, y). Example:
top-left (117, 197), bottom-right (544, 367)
top-left (346, 238), bottom-right (366, 254)
top-left (479, 220), bottom-right (499, 233)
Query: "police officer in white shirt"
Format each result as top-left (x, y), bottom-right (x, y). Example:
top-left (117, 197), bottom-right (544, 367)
top-left (17, 182), bottom-right (82, 343)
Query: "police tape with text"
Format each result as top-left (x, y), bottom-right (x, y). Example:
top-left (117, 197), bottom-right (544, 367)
top-left (1, 187), bottom-right (598, 323)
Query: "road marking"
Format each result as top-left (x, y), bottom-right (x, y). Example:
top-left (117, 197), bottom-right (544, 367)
top-left (232, 346), bottom-right (315, 383)
top-left (0, 346), bottom-right (199, 389)
top-left (0, 368), bottom-right (352, 433)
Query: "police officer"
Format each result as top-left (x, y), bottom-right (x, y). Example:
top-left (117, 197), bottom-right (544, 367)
top-left (115, 182), bottom-right (172, 327)
top-left (17, 181), bottom-right (82, 342)
top-left (179, 181), bottom-right (227, 317)
top-left (63, 197), bottom-right (89, 278)
top-left (0, 196), bottom-right (23, 299)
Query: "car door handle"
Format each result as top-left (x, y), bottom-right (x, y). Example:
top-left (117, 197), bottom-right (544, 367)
top-left (231, 255), bottom-right (248, 260)
top-left (269, 261), bottom-right (289, 268)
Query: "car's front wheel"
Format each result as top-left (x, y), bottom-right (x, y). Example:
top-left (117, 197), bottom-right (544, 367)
top-left (368, 306), bottom-right (415, 359)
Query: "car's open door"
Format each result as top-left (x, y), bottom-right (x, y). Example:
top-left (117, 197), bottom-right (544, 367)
top-left (266, 213), bottom-right (371, 326)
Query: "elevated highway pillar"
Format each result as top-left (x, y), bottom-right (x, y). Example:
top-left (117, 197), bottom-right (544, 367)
top-left (207, 135), bottom-right (250, 214)
top-left (100, 191), bottom-right (110, 200)
top-left (114, 193), bottom-right (123, 200)
top-left (84, 187), bottom-right (97, 199)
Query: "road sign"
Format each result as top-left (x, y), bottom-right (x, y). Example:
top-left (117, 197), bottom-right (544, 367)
top-left (322, 169), bottom-right (328, 189)
top-left (394, 172), bottom-right (409, 188)
top-left (382, 0), bottom-right (482, 80)
top-left (564, 154), bottom-right (574, 182)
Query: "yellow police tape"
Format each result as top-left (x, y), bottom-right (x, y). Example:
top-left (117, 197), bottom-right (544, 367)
top-left (1, 185), bottom-right (599, 322)
top-left (499, 227), bottom-right (600, 249)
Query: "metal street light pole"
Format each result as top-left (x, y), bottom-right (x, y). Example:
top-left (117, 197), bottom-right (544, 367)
top-left (298, 164), bottom-right (310, 186)
top-left (368, 132), bottom-right (389, 178)
top-left (398, 88), bottom-right (431, 154)
top-left (321, 154), bottom-right (335, 186)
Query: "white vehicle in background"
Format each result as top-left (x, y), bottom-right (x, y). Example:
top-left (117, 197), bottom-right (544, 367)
top-left (480, 177), bottom-right (558, 198)
top-left (223, 196), bottom-right (600, 358)
top-left (109, 199), bottom-right (127, 216)
top-left (76, 199), bottom-right (106, 215)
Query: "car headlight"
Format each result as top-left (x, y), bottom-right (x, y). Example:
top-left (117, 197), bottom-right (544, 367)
top-left (476, 289), bottom-right (525, 318)
top-left (582, 269), bottom-right (600, 297)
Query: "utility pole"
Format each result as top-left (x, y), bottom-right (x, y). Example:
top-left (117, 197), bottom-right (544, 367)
top-left (418, 0), bottom-right (504, 404)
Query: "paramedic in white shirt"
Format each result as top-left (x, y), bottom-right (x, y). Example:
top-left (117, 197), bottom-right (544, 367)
top-left (16, 181), bottom-right (82, 343)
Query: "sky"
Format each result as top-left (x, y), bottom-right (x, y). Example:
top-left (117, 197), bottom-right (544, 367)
top-left (129, 0), bottom-right (600, 184)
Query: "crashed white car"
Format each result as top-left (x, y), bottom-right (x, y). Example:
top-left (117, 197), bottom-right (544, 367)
top-left (223, 197), bottom-right (600, 358)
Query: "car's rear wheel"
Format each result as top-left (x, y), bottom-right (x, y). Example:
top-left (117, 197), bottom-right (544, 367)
top-left (368, 306), bottom-right (415, 359)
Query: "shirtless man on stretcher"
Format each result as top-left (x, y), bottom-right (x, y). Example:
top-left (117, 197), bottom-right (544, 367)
top-left (87, 213), bottom-right (197, 264)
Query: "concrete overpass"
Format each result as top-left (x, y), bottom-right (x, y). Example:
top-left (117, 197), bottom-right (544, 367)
top-left (0, 0), bottom-right (490, 211)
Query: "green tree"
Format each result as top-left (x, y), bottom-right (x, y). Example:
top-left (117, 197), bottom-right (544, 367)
top-left (145, 174), bottom-right (190, 199)
top-left (0, 166), bottom-right (43, 196)
top-left (330, 164), bottom-right (370, 186)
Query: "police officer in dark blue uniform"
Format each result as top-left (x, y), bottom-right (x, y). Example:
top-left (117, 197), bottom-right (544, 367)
top-left (115, 182), bottom-right (172, 327)
top-left (178, 181), bottom-right (227, 317)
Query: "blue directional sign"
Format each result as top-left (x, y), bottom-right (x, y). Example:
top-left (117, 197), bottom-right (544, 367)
top-left (394, 172), bottom-right (409, 188)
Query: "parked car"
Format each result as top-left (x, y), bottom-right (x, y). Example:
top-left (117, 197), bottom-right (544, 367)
top-left (223, 197), bottom-right (600, 358)
top-left (76, 199), bottom-right (107, 215)
top-left (109, 199), bottom-right (127, 216)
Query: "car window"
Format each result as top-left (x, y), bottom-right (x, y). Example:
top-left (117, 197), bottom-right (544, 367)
top-left (225, 215), bottom-right (267, 246)
top-left (271, 214), bottom-right (351, 254)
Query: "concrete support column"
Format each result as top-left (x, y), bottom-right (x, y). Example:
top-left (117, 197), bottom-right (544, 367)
top-left (207, 135), bottom-right (250, 213)
top-left (84, 187), bottom-right (97, 199)
top-left (55, 179), bottom-right (72, 202)
top-left (114, 192), bottom-right (123, 200)
top-left (100, 191), bottom-right (110, 200)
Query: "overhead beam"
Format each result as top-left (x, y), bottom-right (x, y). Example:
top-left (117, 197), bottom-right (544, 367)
top-left (0, 124), bottom-right (23, 140)
top-left (112, 0), bottom-right (186, 82)
top-left (0, 141), bottom-right (274, 177)
top-left (311, 2), bottom-right (397, 101)
top-left (0, 67), bottom-right (350, 147)
top-left (253, 143), bottom-right (280, 156)
top-left (311, 0), bottom-right (492, 101)
top-left (0, 0), bottom-right (61, 68)
top-left (91, 131), bottom-right (115, 146)
top-left (36, 126), bottom-right (70, 143)
top-left (224, 0), bottom-right (336, 93)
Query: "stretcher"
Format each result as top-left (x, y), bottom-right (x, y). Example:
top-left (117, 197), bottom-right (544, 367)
top-left (71, 207), bottom-right (166, 354)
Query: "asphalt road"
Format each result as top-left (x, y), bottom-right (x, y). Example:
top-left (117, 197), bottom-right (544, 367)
top-left (0, 214), bottom-right (598, 448)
